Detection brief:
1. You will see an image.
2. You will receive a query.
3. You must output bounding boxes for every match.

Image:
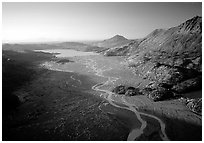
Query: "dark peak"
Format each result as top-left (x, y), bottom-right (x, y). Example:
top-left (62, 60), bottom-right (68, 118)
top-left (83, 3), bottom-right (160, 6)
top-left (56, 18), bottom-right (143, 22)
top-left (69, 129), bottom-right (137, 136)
top-left (192, 15), bottom-right (202, 20)
top-left (109, 34), bottom-right (128, 41)
top-left (181, 16), bottom-right (202, 24)
top-left (179, 16), bottom-right (202, 33)
top-left (113, 34), bottom-right (125, 38)
top-left (185, 15), bottom-right (202, 24)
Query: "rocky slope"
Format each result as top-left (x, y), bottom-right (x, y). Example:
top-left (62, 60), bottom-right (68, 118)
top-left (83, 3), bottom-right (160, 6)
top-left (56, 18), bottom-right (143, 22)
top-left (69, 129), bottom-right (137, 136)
top-left (108, 16), bottom-right (202, 114)
top-left (128, 16), bottom-right (201, 89)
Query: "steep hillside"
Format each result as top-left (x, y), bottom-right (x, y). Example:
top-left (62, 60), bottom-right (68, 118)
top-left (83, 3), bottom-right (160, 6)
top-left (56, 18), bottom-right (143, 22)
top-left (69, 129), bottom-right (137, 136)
top-left (110, 16), bottom-right (202, 114)
top-left (128, 16), bottom-right (201, 62)
top-left (104, 16), bottom-right (201, 58)
top-left (128, 16), bottom-right (202, 106)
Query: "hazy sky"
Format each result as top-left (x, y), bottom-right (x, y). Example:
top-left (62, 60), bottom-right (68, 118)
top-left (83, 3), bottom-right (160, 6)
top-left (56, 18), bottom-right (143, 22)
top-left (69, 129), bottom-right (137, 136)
top-left (2, 2), bottom-right (202, 43)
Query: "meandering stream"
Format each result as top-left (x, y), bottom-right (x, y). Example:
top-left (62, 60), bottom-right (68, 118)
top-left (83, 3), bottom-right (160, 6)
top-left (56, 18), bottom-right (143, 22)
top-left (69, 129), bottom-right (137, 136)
top-left (84, 58), bottom-right (170, 141)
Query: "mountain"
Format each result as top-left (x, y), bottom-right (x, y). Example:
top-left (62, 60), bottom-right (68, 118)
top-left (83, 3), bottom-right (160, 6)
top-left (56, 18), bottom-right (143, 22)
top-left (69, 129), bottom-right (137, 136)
top-left (128, 16), bottom-right (201, 60)
top-left (104, 16), bottom-right (202, 58)
top-left (92, 35), bottom-right (131, 50)
top-left (109, 16), bottom-right (202, 107)
top-left (127, 16), bottom-right (202, 70)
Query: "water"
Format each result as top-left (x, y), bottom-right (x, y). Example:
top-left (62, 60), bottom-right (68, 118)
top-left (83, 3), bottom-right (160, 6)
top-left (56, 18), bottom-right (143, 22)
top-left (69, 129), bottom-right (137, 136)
top-left (34, 49), bottom-right (99, 58)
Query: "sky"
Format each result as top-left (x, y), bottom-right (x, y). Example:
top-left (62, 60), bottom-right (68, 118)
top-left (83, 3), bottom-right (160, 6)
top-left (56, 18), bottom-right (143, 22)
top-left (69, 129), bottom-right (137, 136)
top-left (2, 2), bottom-right (202, 43)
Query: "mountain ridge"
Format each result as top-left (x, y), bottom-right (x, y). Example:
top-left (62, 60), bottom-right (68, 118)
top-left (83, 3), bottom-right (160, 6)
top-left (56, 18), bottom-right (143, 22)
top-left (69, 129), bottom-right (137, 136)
top-left (105, 16), bottom-right (202, 108)
top-left (102, 16), bottom-right (202, 57)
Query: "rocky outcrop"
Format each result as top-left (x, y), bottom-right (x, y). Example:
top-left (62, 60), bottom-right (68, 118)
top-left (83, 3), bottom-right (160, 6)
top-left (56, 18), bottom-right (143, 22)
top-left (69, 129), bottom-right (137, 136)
top-left (125, 87), bottom-right (140, 96)
top-left (141, 85), bottom-right (181, 101)
top-left (112, 85), bottom-right (127, 94)
top-left (147, 87), bottom-right (174, 102)
top-left (180, 97), bottom-right (202, 115)
top-left (112, 85), bottom-right (141, 96)
top-left (186, 98), bottom-right (202, 115)
top-left (172, 76), bottom-right (202, 93)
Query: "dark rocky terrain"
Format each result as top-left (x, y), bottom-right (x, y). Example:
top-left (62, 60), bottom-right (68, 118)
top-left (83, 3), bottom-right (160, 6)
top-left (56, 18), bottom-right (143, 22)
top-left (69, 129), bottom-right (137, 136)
top-left (104, 16), bottom-right (202, 115)
top-left (179, 97), bottom-right (202, 115)
top-left (112, 85), bottom-right (141, 96)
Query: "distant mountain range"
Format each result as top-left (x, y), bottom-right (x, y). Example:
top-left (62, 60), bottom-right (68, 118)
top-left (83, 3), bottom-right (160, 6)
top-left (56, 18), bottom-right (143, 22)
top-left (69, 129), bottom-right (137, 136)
top-left (2, 42), bottom-right (101, 52)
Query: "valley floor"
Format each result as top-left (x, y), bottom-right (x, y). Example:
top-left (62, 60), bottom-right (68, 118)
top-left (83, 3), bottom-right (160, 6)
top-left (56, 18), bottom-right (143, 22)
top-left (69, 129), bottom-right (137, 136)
top-left (3, 51), bottom-right (202, 141)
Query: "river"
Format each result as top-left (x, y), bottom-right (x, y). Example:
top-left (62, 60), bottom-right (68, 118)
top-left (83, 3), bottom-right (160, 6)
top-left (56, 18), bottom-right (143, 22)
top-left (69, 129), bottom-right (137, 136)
top-left (83, 58), bottom-right (169, 141)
